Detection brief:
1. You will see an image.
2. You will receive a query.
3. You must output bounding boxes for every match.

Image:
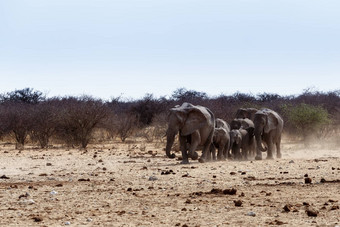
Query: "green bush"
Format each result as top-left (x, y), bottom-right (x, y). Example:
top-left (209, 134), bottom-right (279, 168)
top-left (283, 103), bottom-right (330, 145)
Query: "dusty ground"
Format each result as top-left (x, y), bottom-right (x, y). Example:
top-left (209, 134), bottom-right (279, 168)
top-left (0, 139), bottom-right (339, 227)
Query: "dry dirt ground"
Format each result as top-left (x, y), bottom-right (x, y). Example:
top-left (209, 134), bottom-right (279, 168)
top-left (0, 139), bottom-right (339, 227)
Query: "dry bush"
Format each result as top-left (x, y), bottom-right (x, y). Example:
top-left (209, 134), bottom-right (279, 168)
top-left (112, 113), bottom-right (139, 142)
top-left (55, 96), bottom-right (109, 148)
top-left (0, 103), bottom-right (34, 149)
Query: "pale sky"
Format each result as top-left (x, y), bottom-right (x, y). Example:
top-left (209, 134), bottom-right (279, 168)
top-left (1, 0), bottom-right (339, 100)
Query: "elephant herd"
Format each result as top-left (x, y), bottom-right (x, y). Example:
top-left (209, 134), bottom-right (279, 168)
top-left (165, 103), bottom-right (284, 164)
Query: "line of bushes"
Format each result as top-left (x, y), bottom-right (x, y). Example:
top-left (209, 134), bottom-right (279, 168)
top-left (0, 88), bottom-right (339, 149)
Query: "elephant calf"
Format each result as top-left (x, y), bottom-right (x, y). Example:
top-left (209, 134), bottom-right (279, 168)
top-left (210, 118), bottom-right (231, 160)
top-left (230, 128), bottom-right (255, 160)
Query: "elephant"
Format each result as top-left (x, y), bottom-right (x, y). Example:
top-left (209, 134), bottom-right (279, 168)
top-left (230, 128), bottom-right (255, 160)
top-left (210, 118), bottom-right (230, 161)
top-left (165, 102), bottom-right (215, 164)
top-left (253, 108), bottom-right (284, 160)
top-left (230, 118), bottom-right (256, 158)
top-left (235, 108), bottom-right (258, 121)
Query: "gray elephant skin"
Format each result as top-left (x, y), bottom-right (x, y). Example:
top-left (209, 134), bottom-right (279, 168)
top-left (236, 108), bottom-right (258, 121)
top-left (211, 118), bottom-right (230, 161)
top-left (230, 128), bottom-right (255, 160)
top-left (165, 102), bottom-right (215, 164)
top-left (230, 118), bottom-right (256, 159)
top-left (254, 109), bottom-right (284, 160)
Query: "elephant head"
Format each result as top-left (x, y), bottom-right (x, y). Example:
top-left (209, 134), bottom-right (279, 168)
top-left (253, 110), bottom-right (278, 152)
top-left (230, 129), bottom-right (241, 146)
top-left (236, 108), bottom-right (258, 121)
top-left (165, 102), bottom-right (210, 159)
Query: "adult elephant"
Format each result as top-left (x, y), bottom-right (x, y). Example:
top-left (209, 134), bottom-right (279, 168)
top-left (211, 118), bottom-right (230, 160)
top-left (236, 108), bottom-right (258, 121)
top-left (254, 109), bottom-right (283, 160)
top-left (165, 102), bottom-right (215, 164)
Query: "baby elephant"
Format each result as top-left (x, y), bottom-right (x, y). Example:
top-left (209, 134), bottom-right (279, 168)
top-left (210, 118), bottom-right (231, 161)
top-left (229, 128), bottom-right (255, 160)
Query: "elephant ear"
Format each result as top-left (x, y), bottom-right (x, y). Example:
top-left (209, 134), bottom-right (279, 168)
top-left (170, 108), bottom-right (187, 125)
top-left (264, 112), bottom-right (278, 133)
top-left (181, 107), bottom-right (208, 136)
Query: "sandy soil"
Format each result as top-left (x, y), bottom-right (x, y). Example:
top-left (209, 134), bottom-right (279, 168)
top-left (0, 139), bottom-right (339, 227)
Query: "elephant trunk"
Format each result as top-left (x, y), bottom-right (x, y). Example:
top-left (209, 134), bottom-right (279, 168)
top-left (165, 129), bottom-right (177, 159)
top-left (255, 127), bottom-right (267, 152)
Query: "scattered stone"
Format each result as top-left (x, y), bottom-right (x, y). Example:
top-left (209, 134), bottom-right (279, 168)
top-left (185, 199), bottom-right (192, 204)
top-left (330, 205), bottom-right (339, 210)
top-left (32, 216), bottom-right (43, 222)
top-left (320, 178), bottom-right (326, 183)
top-left (223, 188), bottom-right (237, 195)
top-left (18, 192), bottom-right (30, 199)
top-left (98, 159), bottom-right (103, 163)
top-left (303, 202), bottom-right (310, 206)
top-left (305, 207), bottom-right (318, 217)
top-left (78, 178), bottom-right (90, 182)
top-left (148, 176), bottom-right (158, 181)
top-left (240, 192), bottom-right (245, 197)
top-left (0, 175), bottom-right (10, 179)
top-left (127, 188), bottom-right (132, 192)
top-left (181, 208), bottom-right (187, 211)
top-left (230, 172), bottom-right (236, 175)
top-left (304, 174), bottom-right (308, 177)
top-left (283, 204), bottom-right (292, 212)
top-left (213, 175), bottom-right (216, 178)
top-left (182, 224), bottom-right (188, 227)
top-left (289, 160), bottom-right (295, 164)
top-left (304, 177), bottom-right (312, 184)
top-left (87, 218), bottom-right (93, 222)
top-left (246, 211), bottom-right (256, 217)
top-left (175, 223), bottom-right (181, 226)
top-left (182, 173), bottom-right (189, 177)
top-left (234, 200), bottom-right (243, 207)
top-left (241, 172), bottom-right (246, 175)
top-left (50, 190), bottom-right (58, 195)
top-left (55, 184), bottom-right (63, 187)
top-left (65, 221), bottom-right (71, 225)
top-left (268, 220), bottom-right (287, 225)
top-left (46, 163), bottom-right (52, 166)
top-left (39, 173), bottom-right (48, 177)
top-left (103, 167), bottom-right (107, 171)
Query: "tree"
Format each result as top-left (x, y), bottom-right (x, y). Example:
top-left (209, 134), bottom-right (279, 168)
top-left (0, 88), bottom-right (44, 104)
top-left (283, 103), bottom-right (330, 146)
top-left (55, 96), bottom-right (109, 148)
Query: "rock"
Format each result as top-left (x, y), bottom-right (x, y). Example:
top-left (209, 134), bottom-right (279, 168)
top-left (305, 207), bottom-right (318, 217)
top-left (304, 174), bottom-right (308, 177)
top-left (32, 216), bottom-right (43, 222)
top-left (304, 177), bottom-right (312, 184)
top-left (78, 178), bottom-right (90, 182)
top-left (50, 190), bottom-right (58, 195)
top-left (46, 163), bottom-right (52, 166)
top-left (148, 176), bottom-right (158, 181)
top-left (230, 172), bottom-right (236, 175)
top-left (246, 211), bottom-right (256, 217)
top-left (87, 218), bottom-right (93, 222)
top-left (55, 184), bottom-right (63, 187)
top-left (283, 204), bottom-right (292, 212)
top-left (234, 200), bottom-right (243, 207)
top-left (289, 160), bottom-right (294, 164)
top-left (330, 205), bottom-right (339, 210)
top-left (303, 202), bottom-right (310, 206)
top-left (223, 188), bottom-right (237, 195)
top-left (0, 175), bottom-right (10, 179)
top-left (185, 199), bottom-right (192, 204)
top-left (65, 221), bottom-right (71, 225)
top-left (320, 178), bottom-right (326, 183)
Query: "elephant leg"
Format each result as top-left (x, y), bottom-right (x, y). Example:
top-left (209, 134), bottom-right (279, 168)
top-left (209, 144), bottom-right (216, 161)
top-left (199, 132), bottom-right (213, 163)
top-left (255, 147), bottom-right (262, 160)
top-left (179, 136), bottom-right (189, 164)
top-left (188, 132), bottom-right (200, 160)
top-left (217, 145), bottom-right (224, 161)
top-left (266, 137), bottom-right (274, 160)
